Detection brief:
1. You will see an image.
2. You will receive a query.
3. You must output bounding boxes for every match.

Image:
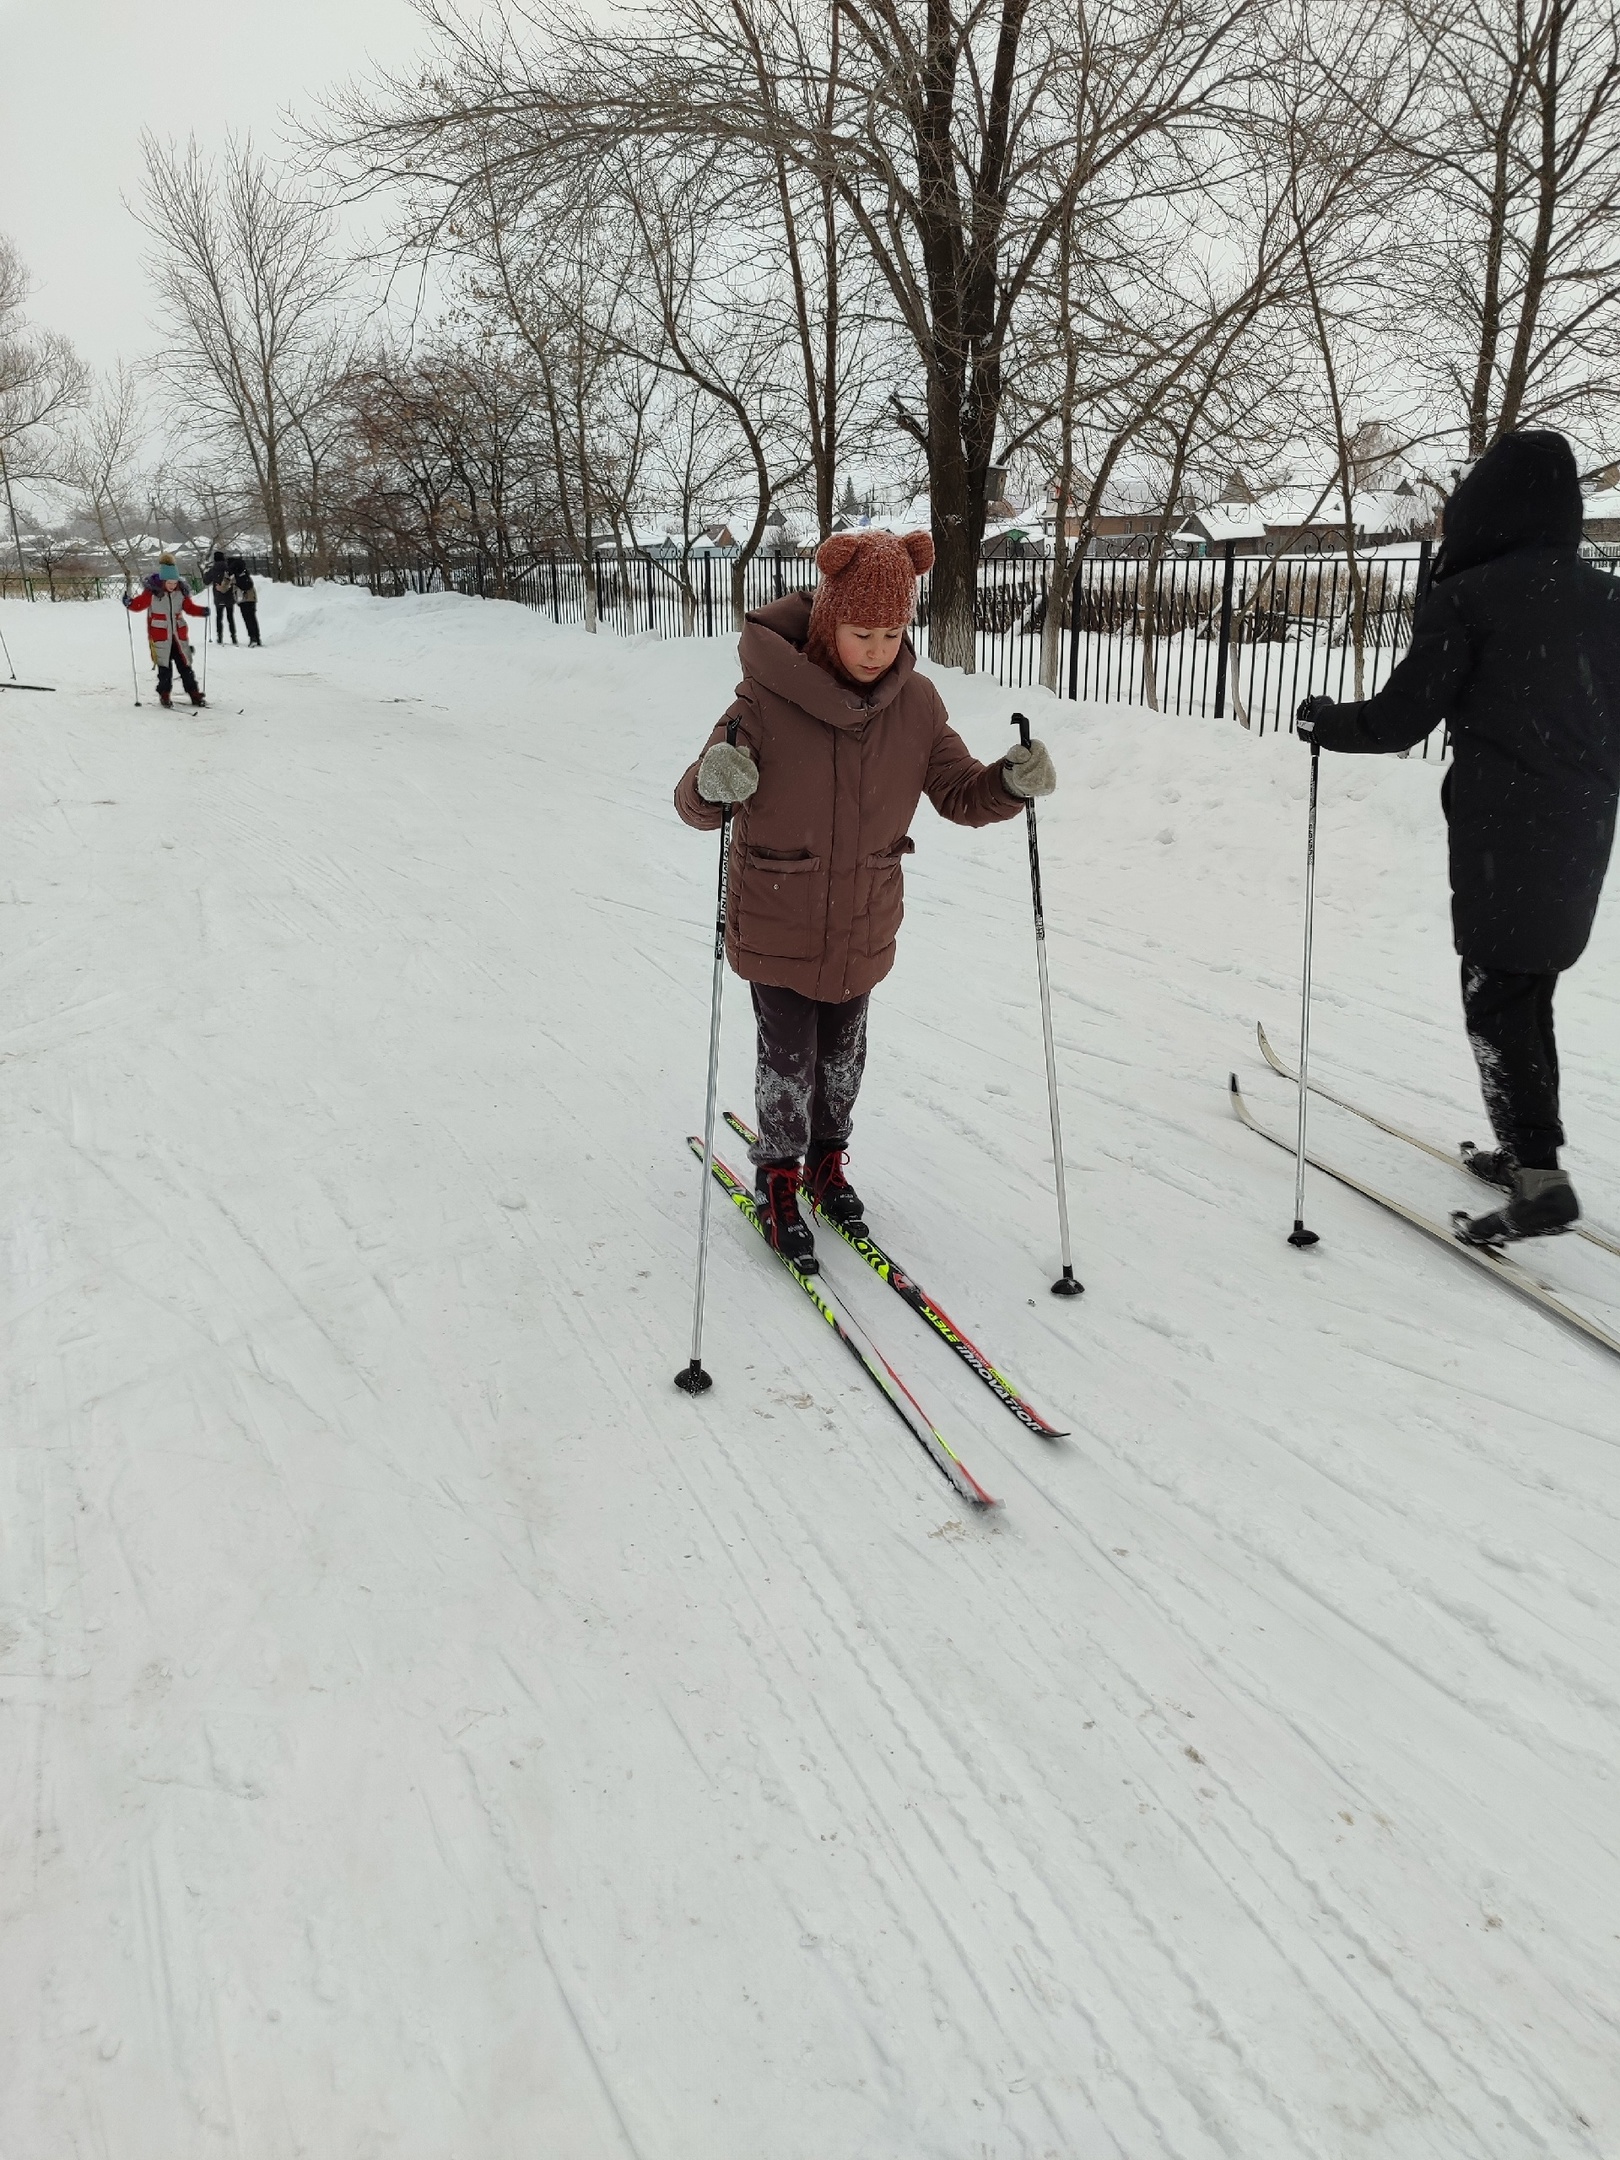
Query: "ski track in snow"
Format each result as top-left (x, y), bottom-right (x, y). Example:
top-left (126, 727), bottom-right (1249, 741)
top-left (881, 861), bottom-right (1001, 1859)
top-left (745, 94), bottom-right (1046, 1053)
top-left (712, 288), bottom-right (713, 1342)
top-left (2, 587), bottom-right (1618, 2159)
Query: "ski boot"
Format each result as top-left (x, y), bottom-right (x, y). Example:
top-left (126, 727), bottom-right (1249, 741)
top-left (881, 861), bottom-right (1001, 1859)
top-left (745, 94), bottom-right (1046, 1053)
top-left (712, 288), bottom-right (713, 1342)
top-left (756, 1162), bottom-right (818, 1273)
top-left (1454, 1165), bottom-right (1579, 1247)
top-left (1460, 1141), bottom-right (1515, 1191)
top-left (189, 693), bottom-right (208, 710)
top-left (804, 1142), bottom-right (868, 1234)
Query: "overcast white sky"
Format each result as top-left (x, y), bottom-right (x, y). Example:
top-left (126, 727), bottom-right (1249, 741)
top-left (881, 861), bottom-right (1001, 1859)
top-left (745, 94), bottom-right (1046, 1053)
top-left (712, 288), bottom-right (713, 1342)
top-left (0, 0), bottom-right (431, 373)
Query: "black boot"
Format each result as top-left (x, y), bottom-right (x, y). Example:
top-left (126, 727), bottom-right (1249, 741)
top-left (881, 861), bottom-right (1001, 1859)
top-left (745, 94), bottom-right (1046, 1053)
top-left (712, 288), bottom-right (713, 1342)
top-left (1455, 1165), bottom-right (1579, 1246)
top-left (756, 1163), bottom-right (817, 1272)
top-left (1460, 1142), bottom-right (1515, 1190)
top-left (804, 1142), bottom-right (867, 1233)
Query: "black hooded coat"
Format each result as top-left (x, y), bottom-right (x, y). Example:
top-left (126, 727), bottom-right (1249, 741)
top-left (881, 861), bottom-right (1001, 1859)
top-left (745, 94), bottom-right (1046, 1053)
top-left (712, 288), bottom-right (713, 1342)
top-left (1309, 431), bottom-right (1620, 971)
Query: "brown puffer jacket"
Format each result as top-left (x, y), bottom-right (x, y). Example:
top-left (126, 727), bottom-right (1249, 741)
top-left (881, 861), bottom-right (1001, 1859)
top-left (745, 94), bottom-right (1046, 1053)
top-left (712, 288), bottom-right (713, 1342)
top-left (675, 593), bottom-right (1022, 1002)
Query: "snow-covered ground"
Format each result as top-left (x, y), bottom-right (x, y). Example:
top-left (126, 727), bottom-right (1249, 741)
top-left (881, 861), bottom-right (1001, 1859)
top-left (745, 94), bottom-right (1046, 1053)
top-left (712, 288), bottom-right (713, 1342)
top-left (3, 584), bottom-right (1618, 2159)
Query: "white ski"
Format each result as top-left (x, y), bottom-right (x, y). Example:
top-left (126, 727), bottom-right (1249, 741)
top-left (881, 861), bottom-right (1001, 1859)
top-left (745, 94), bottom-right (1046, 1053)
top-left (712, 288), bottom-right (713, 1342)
top-left (1256, 1021), bottom-right (1620, 1263)
top-left (1229, 1072), bottom-right (1620, 1364)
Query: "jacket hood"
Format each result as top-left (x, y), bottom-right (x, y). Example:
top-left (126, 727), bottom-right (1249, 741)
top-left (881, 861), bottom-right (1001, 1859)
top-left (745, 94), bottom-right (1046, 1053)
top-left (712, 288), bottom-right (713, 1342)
top-left (1440, 430), bottom-right (1583, 577)
top-left (739, 591), bottom-right (916, 729)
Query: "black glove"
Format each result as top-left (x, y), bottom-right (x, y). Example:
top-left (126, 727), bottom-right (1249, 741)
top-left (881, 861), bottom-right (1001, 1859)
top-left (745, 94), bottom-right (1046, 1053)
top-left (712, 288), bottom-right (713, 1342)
top-left (1295, 695), bottom-right (1335, 742)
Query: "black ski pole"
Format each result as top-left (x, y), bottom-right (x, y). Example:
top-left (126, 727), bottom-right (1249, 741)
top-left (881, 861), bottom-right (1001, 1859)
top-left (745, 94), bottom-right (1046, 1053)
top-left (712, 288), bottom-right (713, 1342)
top-left (0, 618), bottom-right (14, 680)
top-left (676, 717), bottom-right (743, 1393)
top-left (1289, 739), bottom-right (1322, 1248)
top-left (1010, 713), bottom-right (1083, 1297)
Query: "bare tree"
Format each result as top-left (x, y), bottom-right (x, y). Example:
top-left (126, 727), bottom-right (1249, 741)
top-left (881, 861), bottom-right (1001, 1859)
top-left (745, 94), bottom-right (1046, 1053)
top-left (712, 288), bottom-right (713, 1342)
top-left (477, 187), bottom-right (654, 629)
top-left (0, 233), bottom-right (89, 585)
top-left (1400, 0), bottom-right (1620, 454)
top-left (316, 0), bottom-right (1265, 668)
top-left (1266, 0), bottom-right (1433, 695)
top-left (62, 364), bottom-right (151, 584)
top-left (641, 379), bottom-right (750, 630)
top-left (608, 147), bottom-right (811, 626)
top-left (136, 136), bottom-right (351, 575)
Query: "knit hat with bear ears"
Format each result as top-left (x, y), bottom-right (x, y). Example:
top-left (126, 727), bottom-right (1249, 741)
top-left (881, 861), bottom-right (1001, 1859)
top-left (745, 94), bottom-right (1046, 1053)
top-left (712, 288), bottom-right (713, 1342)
top-left (806, 527), bottom-right (934, 680)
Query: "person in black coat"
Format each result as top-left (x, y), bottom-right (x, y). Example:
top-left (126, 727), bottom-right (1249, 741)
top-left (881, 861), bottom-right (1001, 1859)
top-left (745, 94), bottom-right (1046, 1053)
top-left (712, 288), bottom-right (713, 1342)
top-left (1297, 430), bottom-right (1620, 1243)
top-left (227, 554), bottom-right (262, 646)
top-left (202, 548), bottom-right (237, 643)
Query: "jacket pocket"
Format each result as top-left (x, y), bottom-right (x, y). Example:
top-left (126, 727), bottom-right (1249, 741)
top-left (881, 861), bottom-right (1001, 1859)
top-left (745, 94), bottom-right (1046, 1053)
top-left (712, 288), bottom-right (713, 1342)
top-left (858, 836), bottom-right (914, 955)
top-left (735, 848), bottom-right (825, 961)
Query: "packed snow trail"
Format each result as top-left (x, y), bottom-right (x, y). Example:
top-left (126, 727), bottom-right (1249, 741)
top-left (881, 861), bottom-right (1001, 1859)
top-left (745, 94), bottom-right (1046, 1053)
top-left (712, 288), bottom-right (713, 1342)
top-left (2, 585), bottom-right (1618, 2160)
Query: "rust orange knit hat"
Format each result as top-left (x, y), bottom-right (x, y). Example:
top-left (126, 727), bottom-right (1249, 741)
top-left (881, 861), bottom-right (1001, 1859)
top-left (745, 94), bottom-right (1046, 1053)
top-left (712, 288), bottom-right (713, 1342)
top-left (806, 528), bottom-right (934, 674)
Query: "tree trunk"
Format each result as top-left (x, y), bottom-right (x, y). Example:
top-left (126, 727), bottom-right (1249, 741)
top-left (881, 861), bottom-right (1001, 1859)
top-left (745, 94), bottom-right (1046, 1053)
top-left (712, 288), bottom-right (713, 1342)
top-left (927, 356), bottom-right (981, 670)
top-left (1039, 515), bottom-right (1070, 692)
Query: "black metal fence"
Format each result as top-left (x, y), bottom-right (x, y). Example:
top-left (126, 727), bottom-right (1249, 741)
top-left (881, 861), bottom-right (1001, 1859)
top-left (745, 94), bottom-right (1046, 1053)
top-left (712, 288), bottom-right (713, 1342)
top-left (26, 537), bottom-right (1620, 752)
top-left (489, 543), bottom-right (1447, 748)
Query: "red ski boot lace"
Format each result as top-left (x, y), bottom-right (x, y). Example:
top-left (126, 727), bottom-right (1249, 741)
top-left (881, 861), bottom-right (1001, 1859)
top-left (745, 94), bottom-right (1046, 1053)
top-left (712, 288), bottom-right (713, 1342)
top-left (761, 1163), bottom-right (804, 1236)
top-left (805, 1149), bottom-right (842, 1204)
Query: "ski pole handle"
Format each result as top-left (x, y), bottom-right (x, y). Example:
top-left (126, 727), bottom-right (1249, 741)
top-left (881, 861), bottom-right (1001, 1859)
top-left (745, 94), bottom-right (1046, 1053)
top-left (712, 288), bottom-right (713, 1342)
top-left (1013, 712), bottom-right (1032, 751)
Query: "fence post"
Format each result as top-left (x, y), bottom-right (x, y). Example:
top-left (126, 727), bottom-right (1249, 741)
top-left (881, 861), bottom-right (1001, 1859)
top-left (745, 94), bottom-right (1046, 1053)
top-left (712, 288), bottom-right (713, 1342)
top-left (1212, 540), bottom-right (1237, 717)
top-left (703, 553), bottom-right (714, 638)
top-left (1416, 536), bottom-right (1433, 604)
top-left (549, 557), bottom-right (560, 622)
top-left (1066, 558), bottom-right (1081, 700)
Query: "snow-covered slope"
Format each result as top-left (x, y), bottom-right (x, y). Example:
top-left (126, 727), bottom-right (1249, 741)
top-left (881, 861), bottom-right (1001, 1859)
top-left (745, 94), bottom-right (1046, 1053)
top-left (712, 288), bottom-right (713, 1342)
top-left (3, 585), bottom-right (1618, 2159)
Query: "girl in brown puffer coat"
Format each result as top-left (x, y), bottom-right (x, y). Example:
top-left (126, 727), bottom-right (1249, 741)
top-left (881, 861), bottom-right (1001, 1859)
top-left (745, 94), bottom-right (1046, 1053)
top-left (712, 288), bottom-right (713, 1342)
top-left (675, 527), bottom-right (1056, 1270)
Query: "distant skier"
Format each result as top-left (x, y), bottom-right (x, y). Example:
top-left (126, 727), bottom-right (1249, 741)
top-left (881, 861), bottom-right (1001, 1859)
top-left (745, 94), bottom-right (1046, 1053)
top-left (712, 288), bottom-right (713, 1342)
top-left (1298, 430), bottom-right (1620, 1243)
top-left (124, 555), bottom-right (208, 710)
top-left (675, 528), bottom-right (1056, 1270)
top-left (203, 548), bottom-right (237, 644)
top-left (227, 555), bottom-right (262, 646)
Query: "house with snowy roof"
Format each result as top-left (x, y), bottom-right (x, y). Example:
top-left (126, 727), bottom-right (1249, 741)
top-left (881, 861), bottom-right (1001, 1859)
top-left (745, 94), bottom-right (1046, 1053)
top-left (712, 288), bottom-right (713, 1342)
top-left (1178, 477), bottom-right (1439, 556)
top-left (1581, 468), bottom-right (1620, 541)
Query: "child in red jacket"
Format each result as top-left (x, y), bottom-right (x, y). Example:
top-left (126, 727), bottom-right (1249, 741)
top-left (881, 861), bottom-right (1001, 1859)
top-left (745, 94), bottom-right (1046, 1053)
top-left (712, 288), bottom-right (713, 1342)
top-left (125, 558), bottom-right (208, 708)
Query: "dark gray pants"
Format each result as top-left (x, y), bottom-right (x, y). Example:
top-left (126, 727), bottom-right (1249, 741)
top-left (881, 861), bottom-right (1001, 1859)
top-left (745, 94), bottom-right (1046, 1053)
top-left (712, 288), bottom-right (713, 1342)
top-left (157, 652), bottom-right (202, 702)
top-left (748, 984), bottom-right (870, 1166)
top-left (1462, 960), bottom-right (1563, 1169)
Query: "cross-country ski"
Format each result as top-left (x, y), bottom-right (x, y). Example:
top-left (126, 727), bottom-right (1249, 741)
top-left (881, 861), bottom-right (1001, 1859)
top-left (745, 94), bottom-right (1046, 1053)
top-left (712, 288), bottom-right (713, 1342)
top-left (723, 1106), bottom-right (1067, 1439)
top-left (1230, 1073), bottom-right (1620, 1362)
top-left (686, 1135), bottom-right (997, 1506)
top-left (1256, 1019), bottom-right (1620, 1260)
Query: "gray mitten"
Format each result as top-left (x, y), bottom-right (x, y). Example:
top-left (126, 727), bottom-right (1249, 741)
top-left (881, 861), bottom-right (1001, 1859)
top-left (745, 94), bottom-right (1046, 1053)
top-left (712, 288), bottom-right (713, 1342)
top-left (697, 741), bottom-right (759, 804)
top-left (1003, 737), bottom-right (1056, 799)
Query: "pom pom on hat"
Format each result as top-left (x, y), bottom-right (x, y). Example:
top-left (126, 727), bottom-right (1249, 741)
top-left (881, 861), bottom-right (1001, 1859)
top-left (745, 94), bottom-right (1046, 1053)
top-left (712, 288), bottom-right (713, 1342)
top-left (812, 527), bottom-right (933, 598)
top-left (806, 528), bottom-right (933, 678)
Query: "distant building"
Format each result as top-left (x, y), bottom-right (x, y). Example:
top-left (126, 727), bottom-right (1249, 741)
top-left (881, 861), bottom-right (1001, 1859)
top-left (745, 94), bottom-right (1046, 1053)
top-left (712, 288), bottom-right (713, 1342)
top-left (1177, 480), bottom-right (1439, 556)
top-left (1582, 466), bottom-right (1620, 542)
